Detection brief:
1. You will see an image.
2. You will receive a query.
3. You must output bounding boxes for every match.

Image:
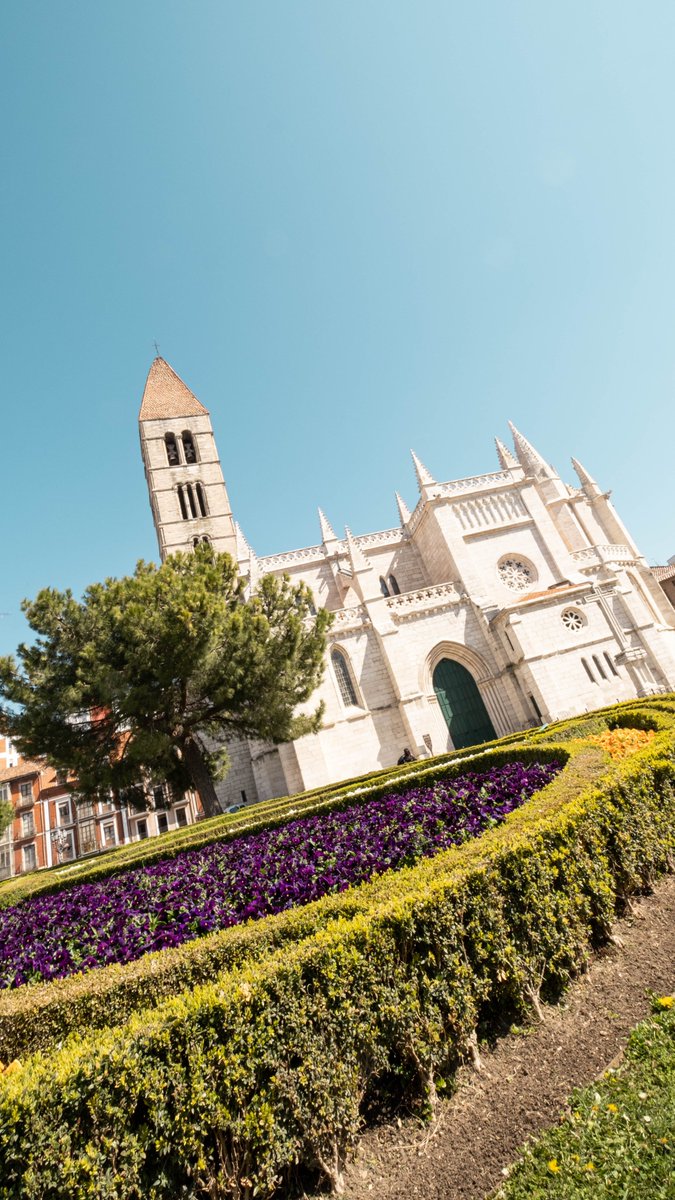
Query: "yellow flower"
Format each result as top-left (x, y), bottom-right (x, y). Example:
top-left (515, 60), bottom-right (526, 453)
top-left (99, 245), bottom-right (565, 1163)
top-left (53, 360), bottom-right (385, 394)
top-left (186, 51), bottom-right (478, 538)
top-left (585, 1162), bottom-right (595, 1172)
top-left (547, 1159), bottom-right (560, 1173)
top-left (607, 1103), bottom-right (618, 1113)
top-left (655, 996), bottom-right (674, 1009)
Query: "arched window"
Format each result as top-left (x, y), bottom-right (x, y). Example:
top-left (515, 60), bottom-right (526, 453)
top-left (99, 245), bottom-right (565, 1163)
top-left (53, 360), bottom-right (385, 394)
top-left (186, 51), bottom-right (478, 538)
top-left (185, 484), bottom-right (198, 518)
top-left (182, 431), bottom-right (197, 464)
top-left (177, 485), bottom-right (188, 520)
top-left (388, 574), bottom-right (401, 595)
top-left (165, 433), bottom-right (180, 466)
top-left (195, 482), bottom-right (207, 517)
top-left (331, 648), bottom-right (359, 707)
top-left (379, 576), bottom-right (390, 597)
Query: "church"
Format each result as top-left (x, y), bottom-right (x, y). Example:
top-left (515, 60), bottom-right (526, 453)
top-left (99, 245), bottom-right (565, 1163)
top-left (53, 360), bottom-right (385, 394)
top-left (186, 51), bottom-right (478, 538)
top-left (139, 357), bottom-right (675, 810)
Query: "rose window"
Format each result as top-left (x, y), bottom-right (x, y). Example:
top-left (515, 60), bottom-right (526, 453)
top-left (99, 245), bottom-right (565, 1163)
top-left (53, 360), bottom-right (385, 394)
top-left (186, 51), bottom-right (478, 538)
top-left (561, 608), bottom-right (584, 632)
top-left (497, 557), bottom-right (536, 591)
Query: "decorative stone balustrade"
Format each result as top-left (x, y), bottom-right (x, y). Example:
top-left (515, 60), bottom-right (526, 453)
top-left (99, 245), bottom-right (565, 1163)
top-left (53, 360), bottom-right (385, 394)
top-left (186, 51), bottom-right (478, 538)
top-left (570, 544), bottom-right (634, 568)
top-left (386, 582), bottom-right (463, 622)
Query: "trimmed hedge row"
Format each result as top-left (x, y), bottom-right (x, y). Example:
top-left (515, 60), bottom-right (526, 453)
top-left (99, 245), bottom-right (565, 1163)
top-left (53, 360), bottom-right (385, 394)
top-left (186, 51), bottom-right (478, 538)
top-left (1, 707), bottom-right (674, 1197)
top-left (0, 743), bottom-right (567, 1061)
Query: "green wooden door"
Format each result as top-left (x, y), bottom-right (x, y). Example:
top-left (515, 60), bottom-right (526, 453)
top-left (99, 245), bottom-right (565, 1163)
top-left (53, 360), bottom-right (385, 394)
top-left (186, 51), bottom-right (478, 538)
top-left (432, 658), bottom-right (496, 750)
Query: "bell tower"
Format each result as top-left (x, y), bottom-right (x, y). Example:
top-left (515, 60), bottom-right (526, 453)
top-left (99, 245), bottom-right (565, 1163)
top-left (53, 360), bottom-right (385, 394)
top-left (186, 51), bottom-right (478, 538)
top-left (138, 357), bottom-right (237, 561)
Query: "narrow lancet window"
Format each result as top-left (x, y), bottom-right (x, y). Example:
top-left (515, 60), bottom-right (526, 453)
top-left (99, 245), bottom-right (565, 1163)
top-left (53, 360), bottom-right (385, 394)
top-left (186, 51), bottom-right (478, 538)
top-left (331, 648), bottom-right (359, 707)
top-left (182, 431), bottom-right (197, 464)
top-left (389, 574), bottom-right (401, 595)
top-left (379, 577), bottom-right (390, 597)
top-left (165, 433), bottom-right (180, 465)
top-left (177, 486), bottom-right (188, 520)
top-left (196, 482), bottom-right (207, 517)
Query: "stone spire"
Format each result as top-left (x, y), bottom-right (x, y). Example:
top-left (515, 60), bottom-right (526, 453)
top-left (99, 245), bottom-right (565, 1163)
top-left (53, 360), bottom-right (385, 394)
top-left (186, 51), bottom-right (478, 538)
top-left (508, 422), bottom-right (553, 478)
top-left (395, 492), bottom-right (412, 525)
top-left (318, 508), bottom-right (338, 544)
top-left (235, 521), bottom-right (255, 561)
top-left (410, 450), bottom-right (435, 491)
top-left (495, 437), bottom-right (518, 470)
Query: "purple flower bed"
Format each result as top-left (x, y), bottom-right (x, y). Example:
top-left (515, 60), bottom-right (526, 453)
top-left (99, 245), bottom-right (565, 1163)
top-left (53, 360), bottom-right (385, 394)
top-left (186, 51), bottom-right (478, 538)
top-left (0, 759), bottom-right (560, 990)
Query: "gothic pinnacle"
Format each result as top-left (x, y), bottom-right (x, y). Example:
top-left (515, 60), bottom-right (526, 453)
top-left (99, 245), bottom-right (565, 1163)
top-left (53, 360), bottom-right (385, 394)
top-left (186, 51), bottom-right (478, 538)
top-left (508, 422), bottom-right (552, 477)
top-left (318, 508), bottom-right (337, 543)
top-left (571, 457), bottom-right (599, 489)
top-left (410, 450), bottom-right (435, 491)
top-left (395, 492), bottom-right (412, 525)
top-left (495, 437), bottom-right (518, 470)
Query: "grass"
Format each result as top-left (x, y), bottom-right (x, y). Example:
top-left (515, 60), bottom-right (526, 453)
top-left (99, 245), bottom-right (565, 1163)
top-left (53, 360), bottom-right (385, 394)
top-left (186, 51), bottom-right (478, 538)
top-left (495, 999), bottom-right (675, 1199)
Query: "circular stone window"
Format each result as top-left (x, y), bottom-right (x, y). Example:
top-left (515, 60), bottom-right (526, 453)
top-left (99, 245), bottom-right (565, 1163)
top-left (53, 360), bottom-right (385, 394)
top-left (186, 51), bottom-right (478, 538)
top-left (497, 556), bottom-right (537, 592)
top-left (561, 608), bottom-right (584, 632)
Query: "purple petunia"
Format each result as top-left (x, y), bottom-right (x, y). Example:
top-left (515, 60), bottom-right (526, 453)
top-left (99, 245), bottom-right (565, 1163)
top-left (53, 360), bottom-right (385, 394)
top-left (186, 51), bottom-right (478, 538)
top-left (0, 759), bottom-right (560, 990)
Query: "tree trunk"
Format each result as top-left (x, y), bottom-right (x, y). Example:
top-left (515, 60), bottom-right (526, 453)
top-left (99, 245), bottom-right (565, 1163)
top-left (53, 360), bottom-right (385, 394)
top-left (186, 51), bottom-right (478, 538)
top-left (182, 736), bottom-right (222, 818)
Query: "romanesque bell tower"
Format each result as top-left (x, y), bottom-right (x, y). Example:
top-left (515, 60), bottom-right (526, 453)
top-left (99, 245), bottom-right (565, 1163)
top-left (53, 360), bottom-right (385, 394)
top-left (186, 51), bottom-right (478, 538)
top-left (138, 357), bottom-right (237, 561)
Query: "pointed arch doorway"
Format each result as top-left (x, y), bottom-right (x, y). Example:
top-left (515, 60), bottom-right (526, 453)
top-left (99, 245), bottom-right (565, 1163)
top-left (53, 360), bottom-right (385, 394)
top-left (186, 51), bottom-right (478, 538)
top-left (432, 658), bottom-right (496, 750)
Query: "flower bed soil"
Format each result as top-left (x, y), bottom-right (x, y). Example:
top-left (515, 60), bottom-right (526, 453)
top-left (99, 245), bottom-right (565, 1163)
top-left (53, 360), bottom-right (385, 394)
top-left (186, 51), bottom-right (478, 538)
top-left (319, 873), bottom-right (675, 1200)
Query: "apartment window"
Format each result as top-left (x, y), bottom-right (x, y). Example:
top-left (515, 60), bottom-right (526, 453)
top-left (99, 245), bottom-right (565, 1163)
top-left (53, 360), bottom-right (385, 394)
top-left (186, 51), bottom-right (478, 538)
top-left (79, 819), bottom-right (97, 855)
top-left (57, 800), bottom-right (71, 826)
top-left (175, 807), bottom-right (188, 827)
top-left (102, 821), bottom-right (116, 848)
top-left (78, 800), bottom-right (94, 820)
top-left (23, 843), bottom-right (36, 872)
top-left (0, 846), bottom-right (11, 880)
top-left (152, 784), bottom-right (167, 808)
top-left (19, 781), bottom-right (33, 805)
top-left (157, 813), bottom-right (169, 835)
top-left (0, 783), bottom-right (9, 805)
top-left (331, 648), bottom-right (359, 707)
top-left (136, 820), bottom-right (149, 840)
top-left (21, 812), bottom-right (35, 838)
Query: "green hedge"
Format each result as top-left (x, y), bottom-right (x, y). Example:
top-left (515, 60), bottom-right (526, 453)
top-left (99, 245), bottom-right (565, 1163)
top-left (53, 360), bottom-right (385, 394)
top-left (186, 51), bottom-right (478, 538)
top-left (1, 710), bottom-right (674, 1197)
top-left (0, 742), bottom-right (566, 1062)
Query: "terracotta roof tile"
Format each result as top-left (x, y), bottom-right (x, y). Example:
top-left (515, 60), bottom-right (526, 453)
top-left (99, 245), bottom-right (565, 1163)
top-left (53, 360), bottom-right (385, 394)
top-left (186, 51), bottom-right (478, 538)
top-left (138, 357), bottom-right (209, 422)
top-left (0, 759), bottom-right (50, 784)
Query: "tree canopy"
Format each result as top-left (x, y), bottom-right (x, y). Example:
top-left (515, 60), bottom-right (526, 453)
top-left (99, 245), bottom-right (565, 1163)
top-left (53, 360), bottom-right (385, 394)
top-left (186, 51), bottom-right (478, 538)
top-left (0, 546), bottom-right (331, 816)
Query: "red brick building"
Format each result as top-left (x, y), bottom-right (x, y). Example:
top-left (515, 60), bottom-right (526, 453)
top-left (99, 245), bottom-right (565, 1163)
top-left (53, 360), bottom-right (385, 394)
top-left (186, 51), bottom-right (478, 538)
top-left (0, 746), bottom-right (203, 881)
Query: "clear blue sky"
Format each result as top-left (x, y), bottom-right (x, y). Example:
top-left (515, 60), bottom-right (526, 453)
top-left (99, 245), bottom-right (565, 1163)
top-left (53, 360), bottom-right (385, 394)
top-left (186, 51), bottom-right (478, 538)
top-left (2, 2), bottom-right (675, 657)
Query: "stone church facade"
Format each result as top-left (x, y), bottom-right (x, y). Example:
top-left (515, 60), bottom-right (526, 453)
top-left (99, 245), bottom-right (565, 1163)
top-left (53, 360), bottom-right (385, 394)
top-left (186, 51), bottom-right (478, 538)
top-left (139, 357), bottom-right (675, 809)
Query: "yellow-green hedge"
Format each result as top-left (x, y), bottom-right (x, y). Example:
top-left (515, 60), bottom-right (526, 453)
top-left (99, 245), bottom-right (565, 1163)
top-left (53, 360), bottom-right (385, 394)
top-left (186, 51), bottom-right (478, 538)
top-left (1, 706), bottom-right (674, 1197)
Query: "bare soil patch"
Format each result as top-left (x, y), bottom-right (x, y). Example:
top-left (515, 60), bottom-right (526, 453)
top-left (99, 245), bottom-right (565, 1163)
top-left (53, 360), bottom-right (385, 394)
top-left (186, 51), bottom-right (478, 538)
top-left (309, 874), bottom-right (675, 1200)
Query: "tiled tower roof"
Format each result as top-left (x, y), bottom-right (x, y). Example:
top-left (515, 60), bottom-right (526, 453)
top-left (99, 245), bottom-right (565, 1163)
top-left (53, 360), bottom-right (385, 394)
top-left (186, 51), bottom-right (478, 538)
top-left (138, 357), bottom-right (209, 421)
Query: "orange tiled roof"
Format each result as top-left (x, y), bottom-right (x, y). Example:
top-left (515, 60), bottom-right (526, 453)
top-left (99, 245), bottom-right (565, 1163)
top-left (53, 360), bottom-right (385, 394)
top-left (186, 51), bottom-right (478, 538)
top-left (516, 583), bottom-right (581, 604)
top-left (138, 357), bottom-right (209, 422)
top-left (0, 759), bottom-right (50, 785)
